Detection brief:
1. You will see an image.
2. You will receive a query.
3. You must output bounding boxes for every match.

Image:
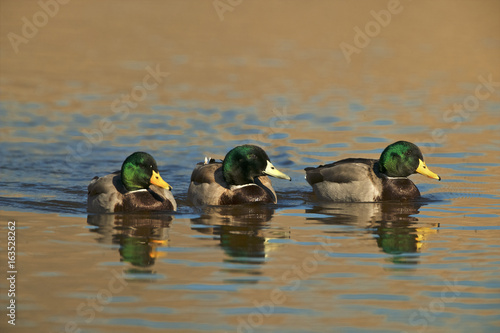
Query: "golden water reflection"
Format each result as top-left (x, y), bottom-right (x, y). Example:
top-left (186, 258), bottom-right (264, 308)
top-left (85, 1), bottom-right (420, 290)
top-left (191, 205), bottom-right (289, 265)
top-left (307, 201), bottom-right (438, 264)
top-left (87, 213), bottom-right (172, 273)
top-left (87, 201), bottom-right (438, 272)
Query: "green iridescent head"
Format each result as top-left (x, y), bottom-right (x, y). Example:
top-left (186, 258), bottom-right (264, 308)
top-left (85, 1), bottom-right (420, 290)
top-left (222, 145), bottom-right (291, 186)
top-left (121, 152), bottom-right (172, 191)
top-left (379, 141), bottom-right (440, 180)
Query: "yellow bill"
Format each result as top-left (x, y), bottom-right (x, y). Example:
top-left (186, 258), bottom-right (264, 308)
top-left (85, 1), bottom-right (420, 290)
top-left (416, 159), bottom-right (441, 181)
top-left (150, 170), bottom-right (173, 190)
top-left (264, 160), bottom-right (291, 181)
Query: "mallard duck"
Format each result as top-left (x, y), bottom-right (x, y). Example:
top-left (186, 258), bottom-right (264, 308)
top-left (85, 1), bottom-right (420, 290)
top-left (305, 141), bottom-right (441, 202)
top-left (187, 144), bottom-right (291, 205)
top-left (87, 152), bottom-right (177, 213)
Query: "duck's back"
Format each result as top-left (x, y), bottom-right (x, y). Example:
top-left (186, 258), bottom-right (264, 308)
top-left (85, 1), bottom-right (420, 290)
top-left (305, 158), bottom-right (383, 202)
top-left (87, 171), bottom-right (124, 213)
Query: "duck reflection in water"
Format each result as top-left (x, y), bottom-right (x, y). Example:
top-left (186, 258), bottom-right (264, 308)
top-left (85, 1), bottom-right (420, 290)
top-left (191, 205), bottom-right (289, 266)
top-left (87, 213), bottom-right (172, 274)
top-left (306, 201), bottom-right (438, 265)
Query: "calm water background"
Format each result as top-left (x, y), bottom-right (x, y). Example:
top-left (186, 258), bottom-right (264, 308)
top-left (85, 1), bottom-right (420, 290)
top-left (1, 1), bottom-right (500, 332)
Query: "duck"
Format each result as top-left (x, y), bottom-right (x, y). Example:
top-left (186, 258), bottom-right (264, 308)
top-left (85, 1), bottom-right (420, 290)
top-left (304, 141), bottom-right (441, 202)
top-left (187, 144), bottom-right (291, 206)
top-left (87, 152), bottom-right (177, 213)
